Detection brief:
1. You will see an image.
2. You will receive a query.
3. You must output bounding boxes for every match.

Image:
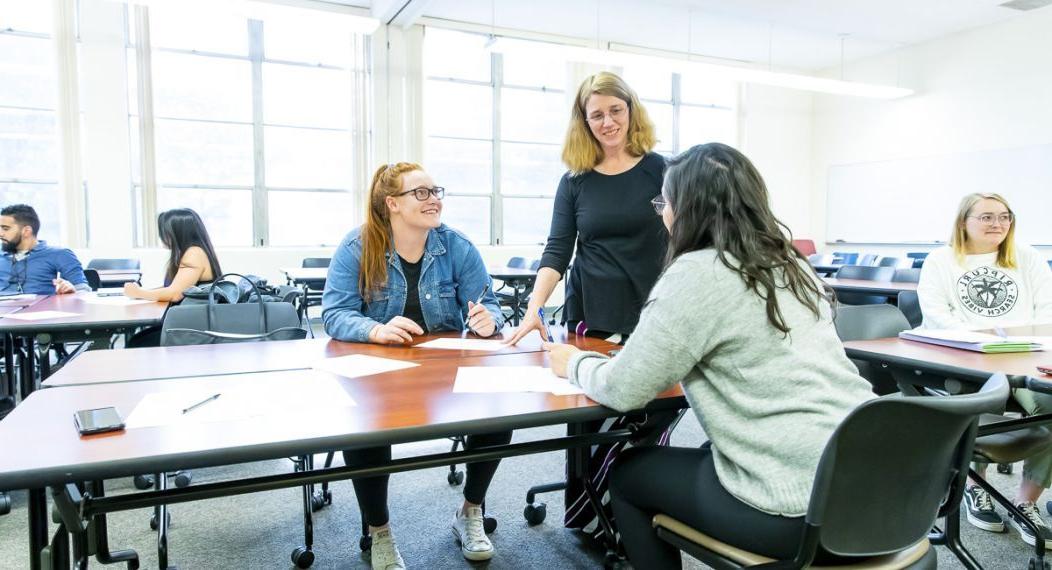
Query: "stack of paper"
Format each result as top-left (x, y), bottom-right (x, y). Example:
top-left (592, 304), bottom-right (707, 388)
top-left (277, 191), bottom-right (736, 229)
top-left (415, 338), bottom-right (506, 351)
top-left (899, 329), bottom-right (1044, 353)
top-left (453, 366), bottom-right (584, 395)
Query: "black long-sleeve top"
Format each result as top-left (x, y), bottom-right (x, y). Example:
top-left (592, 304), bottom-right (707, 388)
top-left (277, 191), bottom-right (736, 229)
top-left (539, 152), bottom-right (667, 335)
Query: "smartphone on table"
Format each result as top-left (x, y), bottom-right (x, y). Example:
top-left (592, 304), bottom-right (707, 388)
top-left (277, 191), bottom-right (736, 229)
top-left (74, 407), bottom-right (126, 435)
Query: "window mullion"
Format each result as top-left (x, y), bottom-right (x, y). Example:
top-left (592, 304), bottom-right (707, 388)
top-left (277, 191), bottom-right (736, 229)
top-left (133, 5), bottom-right (159, 248)
top-left (671, 73), bottom-right (681, 155)
top-left (249, 19), bottom-right (267, 247)
top-left (491, 52), bottom-right (502, 246)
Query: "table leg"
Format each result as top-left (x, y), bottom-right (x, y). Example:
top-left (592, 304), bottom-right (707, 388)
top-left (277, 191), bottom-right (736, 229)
top-left (28, 487), bottom-right (48, 570)
top-left (20, 336), bottom-right (36, 398)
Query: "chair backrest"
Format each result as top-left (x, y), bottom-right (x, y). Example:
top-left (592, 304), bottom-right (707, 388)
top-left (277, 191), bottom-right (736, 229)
top-left (301, 257), bottom-right (331, 269)
top-left (1048, 259), bottom-right (1052, 269)
top-left (897, 290), bottom-right (923, 328)
top-left (834, 304), bottom-right (911, 395)
top-left (82, 269), bottom-right (101, 291)
top-left (792, 239), bottom-right (817, 256)
top-left (506, 257), bottom-right (527, 269)
top-left (87, 258), bottom-right (140, 270)
top-left (833, 303), bottom-right (910, 342)
top-left (877, 257), bottom-right (913, 268)
top-left (806, 373), bottom-right (1008, 557)
top-left (891, 268), bottom-right (921, 283)
top-left (834, 265), bottom-right (895, 282)
top-left (528, 259), bottom-right (540, 271)
top-left (857, 254), bottom-right (879, 266)
top-left (832, 252), bottom-right (859, 265)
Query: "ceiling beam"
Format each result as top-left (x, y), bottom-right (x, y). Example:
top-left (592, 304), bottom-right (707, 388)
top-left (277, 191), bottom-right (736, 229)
top-left (371, 0), bottom-right (433, 29)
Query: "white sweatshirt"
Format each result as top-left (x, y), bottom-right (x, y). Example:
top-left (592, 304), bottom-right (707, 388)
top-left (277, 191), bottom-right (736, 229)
top-left (917, 245), bottom-right (1052, 329)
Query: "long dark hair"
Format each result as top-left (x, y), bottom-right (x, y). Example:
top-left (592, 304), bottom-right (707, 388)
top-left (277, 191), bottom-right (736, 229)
top-left (663, 143), bottom-right (831, 334)
top-left (157, 208), bottom-right (222, 285)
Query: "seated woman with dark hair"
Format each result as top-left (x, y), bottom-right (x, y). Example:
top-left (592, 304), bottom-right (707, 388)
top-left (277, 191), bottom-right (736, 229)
top-left (545, 143), bottom-right (874, 568)
top-left (124, 208), bottom-right (222, 302)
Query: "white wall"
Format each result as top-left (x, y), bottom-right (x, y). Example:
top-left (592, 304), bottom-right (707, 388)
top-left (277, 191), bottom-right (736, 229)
top-left (810, 6), bottom-right (1052, 258)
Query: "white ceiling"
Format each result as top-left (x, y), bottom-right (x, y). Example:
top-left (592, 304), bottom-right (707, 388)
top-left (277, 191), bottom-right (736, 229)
top-left (329, 0), bottom-right (1047, 70)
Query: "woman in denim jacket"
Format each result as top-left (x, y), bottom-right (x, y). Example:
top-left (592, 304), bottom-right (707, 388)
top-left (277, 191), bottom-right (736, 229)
top-left (322, 162), bottom-right (508, 569)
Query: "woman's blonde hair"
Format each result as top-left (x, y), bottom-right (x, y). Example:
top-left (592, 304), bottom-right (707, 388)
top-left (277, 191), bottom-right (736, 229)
top-left (360, 162), bottom-right (423, 299)
top-left (950, 192), bottom-right (1017, 269)
top-left (561, 71), bottom-right (657, 174)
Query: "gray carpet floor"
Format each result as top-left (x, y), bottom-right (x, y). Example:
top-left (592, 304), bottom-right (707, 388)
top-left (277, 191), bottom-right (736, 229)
top-left (2, 412), bottom-right (1051, 569)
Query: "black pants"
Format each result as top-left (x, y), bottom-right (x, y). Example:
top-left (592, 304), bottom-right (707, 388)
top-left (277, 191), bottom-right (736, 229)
top-left (343, 430), bottom-right (513, 527)
top-left (610, 444), bottom-right (811, 569)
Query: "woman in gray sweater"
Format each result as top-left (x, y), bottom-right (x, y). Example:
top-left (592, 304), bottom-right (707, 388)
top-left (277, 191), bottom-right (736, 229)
top-left (546, 143), bottom-right (874, 567)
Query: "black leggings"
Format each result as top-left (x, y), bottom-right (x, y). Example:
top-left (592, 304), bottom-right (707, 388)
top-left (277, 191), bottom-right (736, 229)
top-left (343, 431), bottom-right (513, 527)
top-left (610, 444), bottom-right (811, 569)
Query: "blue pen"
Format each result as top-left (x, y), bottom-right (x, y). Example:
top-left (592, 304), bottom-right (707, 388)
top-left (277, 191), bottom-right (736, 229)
top-left (466, 284), bottom-right (490, 333)
top-left (539, 307), bottom-right (553, 341)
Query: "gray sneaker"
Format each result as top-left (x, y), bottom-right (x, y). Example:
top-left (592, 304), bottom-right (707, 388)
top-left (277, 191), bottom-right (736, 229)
top-left (964, 485), bottom-right (1005, 532)
top-left (1008, 502), bottom-right (1052, 548)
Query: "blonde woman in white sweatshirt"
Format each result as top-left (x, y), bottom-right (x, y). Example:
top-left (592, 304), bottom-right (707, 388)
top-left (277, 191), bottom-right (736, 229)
top-left (918, 192), bottom-right (1052, 547)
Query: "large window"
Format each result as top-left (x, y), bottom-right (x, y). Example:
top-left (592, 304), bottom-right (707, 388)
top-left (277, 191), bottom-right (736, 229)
top-left (0, 1), bottom-right (63, 242)
top-left (129, 5), bottom-right (366, 247)
top-left (423, 28), bottom-right (739, 246)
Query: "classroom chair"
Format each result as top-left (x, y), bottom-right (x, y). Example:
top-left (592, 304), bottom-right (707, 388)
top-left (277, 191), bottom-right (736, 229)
top-left (494, 257), bottom-right (534, 325)
top-left (878, 256), bottom-right (914, 269)
top-left (834, 304), bottom-right (911, 395)
top-left (792, 239), bottom-right (817, 256)
top-left (300, 257), bottom-right (331, 312)
top-left (1047, 260), bottom-right (1052, 270)
top-left (896, 290), bottom-right (923, 328)
top-left (834, 265), bottom-right (895, 305)
top-left (87, 258), bottom-right (141, 271)
top-left (82, 269), bottom-right (101, 291)
top-left (907, 252), bottom-right (929, 268)
top-left (858, 253), bottom-right (879, 266)
top-left (832, 252), bottom-right (859, 265)
top-left (892, 268), bottom-right (922, 283)
top-left (651, 372), bottom-right (1008, 570)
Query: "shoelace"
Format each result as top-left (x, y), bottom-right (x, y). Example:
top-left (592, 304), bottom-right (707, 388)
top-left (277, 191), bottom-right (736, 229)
top-left (1018, 503), bottom-right (1048, 529)
top-left (973, 488), bottom-right (994, 511)
top-left (463, 509), bottom-right (488, 547)
top-left (373, 532), bottom-right (403, 568)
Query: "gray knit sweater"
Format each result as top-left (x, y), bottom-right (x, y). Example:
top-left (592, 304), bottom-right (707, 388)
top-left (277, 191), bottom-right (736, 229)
top-left (568, 250), bottom-right (874, 516)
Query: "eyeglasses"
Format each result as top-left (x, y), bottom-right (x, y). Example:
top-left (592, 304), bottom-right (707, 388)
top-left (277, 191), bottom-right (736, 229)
top-left (395, 186), bottom-right (445, 201)
top-left (650, 196), bottom-right (667, 215)
top-left (968, 213), bottom-right (1014, 226)
top-left (586, 106), bottom-right (627, 124)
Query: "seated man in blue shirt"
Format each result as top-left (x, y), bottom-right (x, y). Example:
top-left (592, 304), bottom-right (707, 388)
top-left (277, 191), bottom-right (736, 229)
top-left (0, 204), bottom-right (89, 295)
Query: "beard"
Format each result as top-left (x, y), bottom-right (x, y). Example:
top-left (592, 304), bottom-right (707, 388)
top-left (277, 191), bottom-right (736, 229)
top-left (1, 234), bottom-right (21, 254)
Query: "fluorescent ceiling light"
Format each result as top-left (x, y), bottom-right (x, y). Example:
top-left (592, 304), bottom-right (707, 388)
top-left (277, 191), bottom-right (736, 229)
top-left (489, 37), bottom-right (913, 100)
top-left (108, 0), bottom-right (380, 34)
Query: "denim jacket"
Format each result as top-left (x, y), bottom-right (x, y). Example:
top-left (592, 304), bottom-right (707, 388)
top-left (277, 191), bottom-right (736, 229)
top-left (322, 224), bottom-right (505, 343)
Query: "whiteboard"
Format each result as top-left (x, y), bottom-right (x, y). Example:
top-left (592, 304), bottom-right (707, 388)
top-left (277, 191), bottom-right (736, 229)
top-left (826, 145), bottom-right (1052, 245)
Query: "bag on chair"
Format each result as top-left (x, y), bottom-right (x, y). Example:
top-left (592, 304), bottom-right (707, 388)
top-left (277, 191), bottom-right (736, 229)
top-left (161, 273), bottom-right (307, 346)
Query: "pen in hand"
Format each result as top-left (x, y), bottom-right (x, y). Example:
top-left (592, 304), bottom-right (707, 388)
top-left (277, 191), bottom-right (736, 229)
top-left (466, 284), bottom-right (490, 334)
top-left (182, 393), bottom-right (221, 414)
top-left (539, 307), bottom-right (554, 342)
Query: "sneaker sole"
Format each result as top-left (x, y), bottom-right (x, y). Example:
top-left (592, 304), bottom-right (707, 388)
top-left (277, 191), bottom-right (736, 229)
top-left (1008, 517), bottom-right (1052, 548)
top-left (451, 527), bottom-right (494, 561)
top-left (965, 510), bottom-right (1006, 533)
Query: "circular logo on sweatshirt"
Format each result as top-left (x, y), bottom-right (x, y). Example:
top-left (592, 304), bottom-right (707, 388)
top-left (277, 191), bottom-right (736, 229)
top-left (956, 266), bottom-right (1017, 317)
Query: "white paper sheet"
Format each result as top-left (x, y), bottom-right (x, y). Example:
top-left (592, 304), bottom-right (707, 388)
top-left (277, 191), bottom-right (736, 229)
top-left (453, 366), bottom-right (585, 395)
top-left (125, 376), bottom-right (357, 429)
top-left (1, 310), bottom-right (79, 321)
top-left (0, 294), bottom-right (38, 302)
top-left (311, 354), bottom-right (419, 378)
top-left (79, 295), bottom-right (153, 306)
top-left (415, 338), bottom-right (507, 351)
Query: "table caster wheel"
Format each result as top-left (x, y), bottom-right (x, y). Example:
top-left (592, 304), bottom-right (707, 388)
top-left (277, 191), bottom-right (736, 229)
top-left (291, 546), bottom-right (314, 568)
top-left (173, 471), bottom-right (192, 488)
top-left (133, 475), bottom-right (154, 490)
top-left (447, 470), bottom-right (464, 486)
top-left (483, 515), bottom-right (497, 534)
top-left (149, 511), bottom-right (171, 531)
top-left (359, 535), bottom-right (372, 552)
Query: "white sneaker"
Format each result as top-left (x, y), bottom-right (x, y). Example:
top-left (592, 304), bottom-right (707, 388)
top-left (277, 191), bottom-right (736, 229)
top-left (370, 528), bottom-right (406, 569)
top-left (451, 506), bottom-right (494, 561)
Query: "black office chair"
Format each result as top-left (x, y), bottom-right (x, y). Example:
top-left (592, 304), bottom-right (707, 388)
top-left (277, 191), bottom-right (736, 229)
top-left (835, 304), bottom-right (1052, 567)
top-left (834, 265), bottom-right (896, 305)
top-left (87, 258), bottom-right (141, 271)
top-left (494, 257), bottom-right (534, 325)
top-left (652, 373), bottom-right (1009, 570)
top-left (298, 258), bottom-right (330, 314)
top-left (892, 268), bottom-right (921, 283)
top-left (907, 252), bottom-right (929, 268)
top-left (896, 290), bottom-right (924, 329)
top-left (82, 269), bottom-right (101, 292)
top-left (878, 256), bottom-right (912, 268)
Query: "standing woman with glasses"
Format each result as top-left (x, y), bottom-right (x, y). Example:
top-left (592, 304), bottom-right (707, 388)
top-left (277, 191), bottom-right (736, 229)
top-left (504, 71), bottom-right (667, 346)
top-left (918, 192), bottom-right (1052, 547)
top-left (322, 162), bottom-right (507, 569)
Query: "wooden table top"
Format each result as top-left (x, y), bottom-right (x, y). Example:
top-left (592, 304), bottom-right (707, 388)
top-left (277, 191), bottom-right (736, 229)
top-left (0, 293), bottom-right (168, 333)
top-left (822, 278), bottom-right (918, 295)
top-left (0, 337), bottom-right (684, 490)
top-left (42, 327), bottom-right (611, 387)
top-left (843, 323), bottom-right (1052, 380)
